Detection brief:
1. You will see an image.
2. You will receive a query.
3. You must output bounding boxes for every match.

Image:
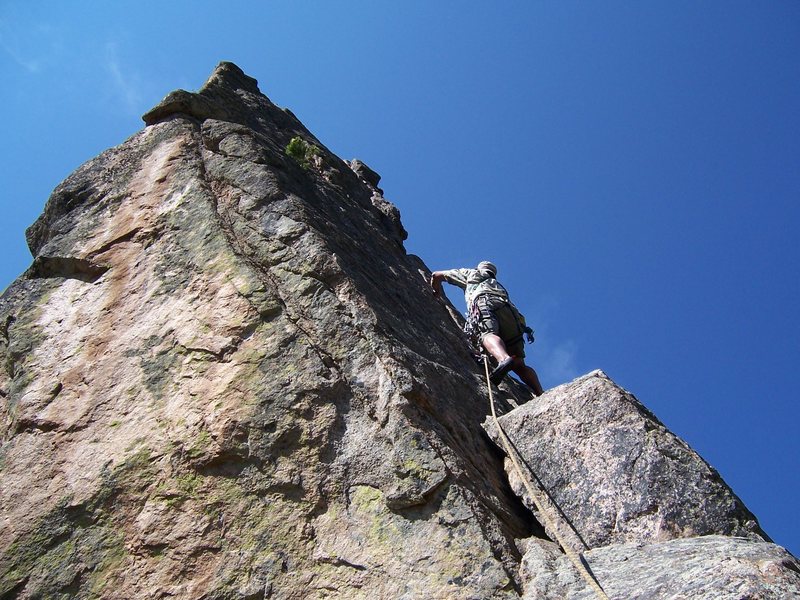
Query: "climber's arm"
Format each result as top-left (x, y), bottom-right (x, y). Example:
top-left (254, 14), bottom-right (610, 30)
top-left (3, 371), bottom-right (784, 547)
top-left (431, 268), bottom-right (470, 297)
top-left (430, 271), bottom-right (446, 297)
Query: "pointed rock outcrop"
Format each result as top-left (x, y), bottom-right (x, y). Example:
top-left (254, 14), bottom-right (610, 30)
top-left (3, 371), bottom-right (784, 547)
top-left (1, 61), bottom-right (534, 600)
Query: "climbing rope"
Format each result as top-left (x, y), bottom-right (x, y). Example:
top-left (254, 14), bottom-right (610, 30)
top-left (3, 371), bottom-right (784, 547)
top-left (484, 358), bottom-right (611, 600)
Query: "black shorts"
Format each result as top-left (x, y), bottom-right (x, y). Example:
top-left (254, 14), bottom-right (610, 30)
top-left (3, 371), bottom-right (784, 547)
top-left (475, 295), bottom-right (526, 358)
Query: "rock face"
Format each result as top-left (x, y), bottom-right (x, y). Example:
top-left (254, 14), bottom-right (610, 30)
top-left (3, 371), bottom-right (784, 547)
top-left (0, 62), bottom-right (797, 599)
top-left (485, 370), bottom-right (800, 598)
top-left (521, 536), bottom-right (800, 599)
top-left (486, 370), bottom-right (766, 553)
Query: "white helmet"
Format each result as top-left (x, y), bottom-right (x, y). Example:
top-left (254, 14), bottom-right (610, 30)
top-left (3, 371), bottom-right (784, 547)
top-left (477, 261), bottom-right (497, 276)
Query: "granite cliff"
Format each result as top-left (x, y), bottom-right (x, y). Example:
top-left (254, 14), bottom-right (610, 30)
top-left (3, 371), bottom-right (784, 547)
top-left (1, 62), bottom-right (797, 599)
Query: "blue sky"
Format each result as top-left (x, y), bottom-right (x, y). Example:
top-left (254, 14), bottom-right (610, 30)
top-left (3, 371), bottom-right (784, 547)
top-left (1, 2), bottom-right (798, 555)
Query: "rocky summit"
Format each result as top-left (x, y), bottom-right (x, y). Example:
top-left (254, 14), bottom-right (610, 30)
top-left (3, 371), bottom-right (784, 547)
top-left (0, 62), bottom-right (797, 599)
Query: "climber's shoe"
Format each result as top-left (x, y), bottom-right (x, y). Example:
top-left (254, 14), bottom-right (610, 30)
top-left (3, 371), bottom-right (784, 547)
top-left (490, 357), bottom-right (514, 385)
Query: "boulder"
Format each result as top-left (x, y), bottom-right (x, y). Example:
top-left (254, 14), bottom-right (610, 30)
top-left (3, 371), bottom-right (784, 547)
top-left (485, 370), bottom-right (766, 553)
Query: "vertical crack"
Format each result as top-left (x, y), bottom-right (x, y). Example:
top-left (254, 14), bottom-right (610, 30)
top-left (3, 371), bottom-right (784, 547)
top-left (194, 127), bottom-right (344, 380)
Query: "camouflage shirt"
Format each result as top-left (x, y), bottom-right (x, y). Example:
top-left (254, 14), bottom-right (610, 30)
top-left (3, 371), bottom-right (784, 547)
top-left (440, 268), bottom-right (509, 308)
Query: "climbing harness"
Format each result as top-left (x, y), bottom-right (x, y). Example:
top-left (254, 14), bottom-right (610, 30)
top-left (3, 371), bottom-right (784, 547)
top-left (464, 295), bottom-right (534, 352)
top-left (483, 357), bottom-right (611, 600)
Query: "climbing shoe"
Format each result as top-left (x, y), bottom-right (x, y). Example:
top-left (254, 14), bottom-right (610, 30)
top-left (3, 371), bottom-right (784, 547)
top-left (490, 357), bottom-right (514, 385)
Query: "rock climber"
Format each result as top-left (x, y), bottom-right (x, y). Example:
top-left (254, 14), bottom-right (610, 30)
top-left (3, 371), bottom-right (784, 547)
top-left (430, 261), bottom-right (544, 396)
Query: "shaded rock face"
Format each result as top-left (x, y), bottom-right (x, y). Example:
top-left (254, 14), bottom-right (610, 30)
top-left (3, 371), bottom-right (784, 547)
top-left (0, 62), bottom-right (796, 599)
